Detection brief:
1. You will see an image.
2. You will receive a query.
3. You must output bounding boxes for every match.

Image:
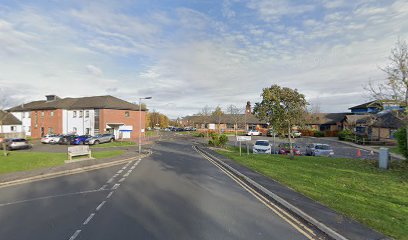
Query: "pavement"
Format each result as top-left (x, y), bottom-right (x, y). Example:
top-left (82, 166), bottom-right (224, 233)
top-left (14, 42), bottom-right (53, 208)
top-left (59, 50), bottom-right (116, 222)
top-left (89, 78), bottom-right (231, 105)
top-left (0, 139), bottom-right (316, 240)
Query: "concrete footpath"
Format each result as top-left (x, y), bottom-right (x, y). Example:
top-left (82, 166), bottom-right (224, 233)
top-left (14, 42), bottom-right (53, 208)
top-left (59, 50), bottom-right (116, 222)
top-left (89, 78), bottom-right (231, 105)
top-left (202, 146), bottom-right (388, 240)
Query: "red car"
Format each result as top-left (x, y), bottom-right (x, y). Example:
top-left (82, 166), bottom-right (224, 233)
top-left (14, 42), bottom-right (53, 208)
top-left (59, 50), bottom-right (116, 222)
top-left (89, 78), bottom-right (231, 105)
top-left (278, 143), bottom-right (301, 155)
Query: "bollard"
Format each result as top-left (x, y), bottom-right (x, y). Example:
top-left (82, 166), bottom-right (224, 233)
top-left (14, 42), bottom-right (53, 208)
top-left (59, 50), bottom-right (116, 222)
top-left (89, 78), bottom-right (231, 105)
top-left (379, 147), bottom-right (390, 169)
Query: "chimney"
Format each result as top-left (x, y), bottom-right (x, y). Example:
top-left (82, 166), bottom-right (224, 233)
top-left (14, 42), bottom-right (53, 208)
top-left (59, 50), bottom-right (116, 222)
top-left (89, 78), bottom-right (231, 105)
top-left (246, 101), bottom-right (251, 115)
top-left (45, 95), bottom-right (60, 102)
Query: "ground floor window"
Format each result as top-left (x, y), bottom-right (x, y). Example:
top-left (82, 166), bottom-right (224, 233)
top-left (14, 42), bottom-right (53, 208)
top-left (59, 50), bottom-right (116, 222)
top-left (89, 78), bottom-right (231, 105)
top-left (86, 128), bottom-right (90, 135)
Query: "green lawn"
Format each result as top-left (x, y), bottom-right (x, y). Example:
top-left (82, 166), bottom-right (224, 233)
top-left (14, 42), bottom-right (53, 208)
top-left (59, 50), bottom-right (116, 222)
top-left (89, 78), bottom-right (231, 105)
top-left (217, 148), bottom-right (408, 240)
top-left (390, 146), bottom-right (403, 155)
top-left (0, 150), bottom-right (124, 175)
top-left (90, 141), bottom-right (136, 148)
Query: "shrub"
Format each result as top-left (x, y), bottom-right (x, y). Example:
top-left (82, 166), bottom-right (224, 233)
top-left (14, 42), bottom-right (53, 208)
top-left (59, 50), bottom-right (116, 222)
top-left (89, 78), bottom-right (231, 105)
top-left (218, 134), bottom-right (228, 147)
top-left (338, 129), bottom-right (353, 140)
top-left (193, 132), bottom-right (205, 137)
top-left (208, 134), bottom-right (228, 147)
top-left (395, 128), bottom-right (408, 159)
top-left (313, 131), bottom-right (324, 137)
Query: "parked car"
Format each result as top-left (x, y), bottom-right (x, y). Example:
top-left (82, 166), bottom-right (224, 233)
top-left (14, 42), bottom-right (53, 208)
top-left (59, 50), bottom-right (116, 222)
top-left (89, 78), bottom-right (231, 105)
top-left (306, 143), bottom-right (334, 156)
top-left (253, 140), bottom-right (271, 154)
top-left (0, 138), bottom-right (31, 150)
top-left (266, 129), bottom-right (278, 137)
top-left (247, 129), bottom-right (261, 136)
top-left (70, 135), bottom-right (92, 145)
top-left (85, 134), bottom-right (115, 145)
top-left (278, 143), bottom-right (301, 155)
top-left (41, 134), bottom-right (60, 144)
top-left (56, 135), bottom-right (78, 145)
top-left (284, 131), bottom-right (302, 138)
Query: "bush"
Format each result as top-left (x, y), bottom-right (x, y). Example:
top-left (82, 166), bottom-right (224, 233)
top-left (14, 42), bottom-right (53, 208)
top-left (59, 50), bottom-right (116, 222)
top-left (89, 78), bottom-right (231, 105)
top-left (338, 129), bottom-right (353, 140)
top-left (208, 134), bottom-right (228, 147)
top-left (313, 131), bottom-right (324, 137)
top-left (193, 132), bottom-right (205, 137)
top-left (218, 134), bottom-right (228, 147)
top-left (395, 128), bottom-right (408, 159)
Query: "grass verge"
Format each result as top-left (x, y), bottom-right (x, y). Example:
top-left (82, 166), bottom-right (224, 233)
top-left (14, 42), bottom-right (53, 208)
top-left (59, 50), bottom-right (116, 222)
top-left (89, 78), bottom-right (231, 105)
top-left (91, 141), bottom-right (135, 148)
top-left (216, 148), bottom-right (408, 240)
top-left (0, 150), bottom-right (124, 175)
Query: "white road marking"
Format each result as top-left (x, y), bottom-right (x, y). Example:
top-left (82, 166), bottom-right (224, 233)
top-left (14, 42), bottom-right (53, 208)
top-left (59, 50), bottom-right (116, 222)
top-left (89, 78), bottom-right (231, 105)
top-left (123, 173), bottom-right (130, 177)
top-left (96, 201), bottom-right (106, 211)
top-left (130, 166), bottom-right (136, 170)
top-left (99, 184), bottom-right (108, 190)
top-left (119, 177), bottom-right (126, 182)
top-left (113, 174), bottom-right (119, 178)
top-left (121, 166), bottom-right (127, 170)
top-left (107, 177), bottom-right (114, 183)
top-left (117, 170), bottom-right (123, 174)
top-left (83, 213), bottom-right (95, 225)
top-left (68, 230), bottom-right (81, 240)
top-left (112, 184), bottom-right (120, 190)
top-left (106, 191), bottom-right (114, 199)
top-left (127, 169), bottom-right (133, 173)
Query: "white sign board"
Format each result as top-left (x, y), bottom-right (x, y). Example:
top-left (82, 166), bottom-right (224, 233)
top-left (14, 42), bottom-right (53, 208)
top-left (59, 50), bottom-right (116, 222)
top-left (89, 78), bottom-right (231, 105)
top-left (208, 124), bottom-right (216, 130)
top-left (141, 128), bottom-right (145, 133)
top-left (237, 136), bottom-right (251, 141)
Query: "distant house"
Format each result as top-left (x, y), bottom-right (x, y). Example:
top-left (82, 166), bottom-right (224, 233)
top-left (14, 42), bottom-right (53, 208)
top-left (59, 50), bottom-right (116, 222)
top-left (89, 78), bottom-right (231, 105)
top-left (369, 111), bottom-right (404, 140)
top-left (349, 100), bottom-right (405, 115)
top-left (305, 113), bottom-right (346, 132)
top-left (342, 114), bottom-right (374, 135)
top-left (0, 110), bottom-right (23, 137)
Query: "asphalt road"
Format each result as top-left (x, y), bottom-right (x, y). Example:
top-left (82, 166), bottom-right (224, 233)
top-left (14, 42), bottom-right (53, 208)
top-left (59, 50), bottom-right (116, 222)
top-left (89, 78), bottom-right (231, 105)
top-left (0, 140), bottom-right (309, 240)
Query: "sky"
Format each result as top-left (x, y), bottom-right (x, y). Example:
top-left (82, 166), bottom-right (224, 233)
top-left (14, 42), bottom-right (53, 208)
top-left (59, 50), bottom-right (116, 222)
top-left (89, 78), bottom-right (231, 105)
top-left (1, 0), bottom-right (408, 118)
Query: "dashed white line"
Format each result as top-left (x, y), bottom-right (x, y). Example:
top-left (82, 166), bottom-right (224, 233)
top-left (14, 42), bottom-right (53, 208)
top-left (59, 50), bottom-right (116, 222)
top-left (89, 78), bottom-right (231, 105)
top-left (99, 184), bottom-right (108, 190)
top-left (83, 213), bottom-right (95, 225)
top-left (127, 169), bottom-right (133, 173)
top-left (107, 177), bottom-right (114, 183)
top-left (68, 230), bottom-right (81, 240)
top-left (130, 166), bottom-right (136, 170)
top-left (112, 184), bottom-right (120, 190)
top-left (117, 170), bottom-right (123, 174)
top-left (119, 177), bottom-right (126, 182)
top-left (96, 201), bottom-right (106, 211)
top-left (123, 173), bottom-right (130, 177)
top-left (106, 191), bottom-right (114, 199)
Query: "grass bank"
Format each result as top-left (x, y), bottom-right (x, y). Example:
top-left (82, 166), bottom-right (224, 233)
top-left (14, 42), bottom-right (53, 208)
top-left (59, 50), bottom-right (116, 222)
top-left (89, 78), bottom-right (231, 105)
top-left (216, 148), bottom-right (408, 239)
top-left (91, 141), bottom-right (135, 148)
top-left (0, 150), bottom-right (124, 174)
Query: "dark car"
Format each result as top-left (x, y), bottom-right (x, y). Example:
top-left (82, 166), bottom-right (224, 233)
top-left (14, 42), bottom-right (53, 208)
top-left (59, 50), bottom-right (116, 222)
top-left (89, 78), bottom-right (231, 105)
top-left (278, 143), bottom-right (301, 155)
top-left (70, 135), bottom-right (92, 145)
top-left (266, 129), bottom-right (278, 137)
top-left (0, 138), bottom-right (31, 150)
top-left (56, 135), bottom-right (78, 145)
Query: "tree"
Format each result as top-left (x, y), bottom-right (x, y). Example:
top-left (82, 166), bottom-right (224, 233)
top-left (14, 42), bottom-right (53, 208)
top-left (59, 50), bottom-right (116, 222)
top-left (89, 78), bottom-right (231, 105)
top-left (226, 104), bottom-right (243, 136)
top-left (253, 84), bottom-right (308, 159)
top-left (198, 105), bottom-right (211, 137)
top-left (212, 106), bottom-right (224, 133)
top-left (367, 39), bottom-right (408, 158)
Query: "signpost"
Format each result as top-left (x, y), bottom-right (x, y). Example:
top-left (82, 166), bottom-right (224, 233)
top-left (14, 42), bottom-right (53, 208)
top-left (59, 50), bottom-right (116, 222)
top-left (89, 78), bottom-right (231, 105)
top-left (236, 136), bottom-right (251, 156)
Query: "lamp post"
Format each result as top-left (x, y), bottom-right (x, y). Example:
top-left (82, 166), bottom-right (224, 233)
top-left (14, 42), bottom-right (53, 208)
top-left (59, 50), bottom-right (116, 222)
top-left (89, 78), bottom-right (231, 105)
top-left (139, 97), bottom-right (152, 154)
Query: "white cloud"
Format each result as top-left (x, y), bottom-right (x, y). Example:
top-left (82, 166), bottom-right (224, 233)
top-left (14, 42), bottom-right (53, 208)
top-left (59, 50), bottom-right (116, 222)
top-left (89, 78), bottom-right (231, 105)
top-left (86, 65), bottom-right (103, 77)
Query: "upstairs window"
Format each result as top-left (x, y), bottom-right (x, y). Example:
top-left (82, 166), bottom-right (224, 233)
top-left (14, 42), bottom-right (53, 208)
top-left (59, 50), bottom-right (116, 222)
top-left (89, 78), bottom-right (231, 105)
top-left (50, 111), bottom-right (54, 117)
top-left (125, 111), bottom-right (130, 117)
top-left (79, 110), bottom-right (83, 118)
top-left (85, 110), bottom-right (89, 118)
top-left (41, 111), bottom-right (45, 118)
top-left (73, 111), bottom-right (77, 118)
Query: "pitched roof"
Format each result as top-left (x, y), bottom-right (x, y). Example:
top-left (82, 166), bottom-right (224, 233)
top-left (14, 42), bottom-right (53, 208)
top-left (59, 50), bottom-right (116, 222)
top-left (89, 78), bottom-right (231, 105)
top-left (343, 114), bottom-right (373, 124)
top-left (182, 114), bottom-right (265, 124)
top-left (0, 110), bottom-right (22, 125)
top-left (305, 113), bottom-right (347, 125)
top-left (371, 111), bottom-right (404, 129)
top-left (8, 95), bottom-right (145, 112)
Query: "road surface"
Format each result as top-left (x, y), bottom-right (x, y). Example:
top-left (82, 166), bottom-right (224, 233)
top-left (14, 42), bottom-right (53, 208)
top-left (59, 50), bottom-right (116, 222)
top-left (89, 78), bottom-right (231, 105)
top-left (0, 140), bottom-right (312, 240)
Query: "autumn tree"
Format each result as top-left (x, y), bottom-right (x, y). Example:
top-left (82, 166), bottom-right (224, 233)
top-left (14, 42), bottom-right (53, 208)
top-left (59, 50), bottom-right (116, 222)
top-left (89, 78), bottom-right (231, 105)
top-left (212, 106), bottom-right (224, 133)
top-left (198, 105), bottom-right (211, 137)
top-left (367, 39), bottom-right (408, 157)
top-left (253, 84), bottom-right (308, 159)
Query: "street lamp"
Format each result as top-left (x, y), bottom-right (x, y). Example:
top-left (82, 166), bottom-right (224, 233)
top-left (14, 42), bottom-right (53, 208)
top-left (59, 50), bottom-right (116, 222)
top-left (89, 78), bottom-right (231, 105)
top-left (139, 97), bottom-right (152, 154)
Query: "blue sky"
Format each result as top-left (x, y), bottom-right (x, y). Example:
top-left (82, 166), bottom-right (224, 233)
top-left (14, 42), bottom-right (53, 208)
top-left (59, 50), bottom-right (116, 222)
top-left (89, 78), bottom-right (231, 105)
top-left (1, 0), bottom-right (408, 118)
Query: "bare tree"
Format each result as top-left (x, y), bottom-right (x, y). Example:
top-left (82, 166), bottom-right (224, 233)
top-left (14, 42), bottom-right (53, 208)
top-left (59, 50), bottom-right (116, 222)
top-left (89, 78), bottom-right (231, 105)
top-left (198, 105), bottom-right (211, 137)
top-left (366, 39), bottom-right (408, 155)
top-left (226, 104), bottom-right (243, 136)
top-left (212, 106), bottom-right (224, 133)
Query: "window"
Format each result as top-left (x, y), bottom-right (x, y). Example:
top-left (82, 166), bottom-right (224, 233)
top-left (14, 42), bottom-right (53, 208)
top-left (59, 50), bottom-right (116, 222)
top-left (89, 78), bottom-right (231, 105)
top-left (125, 111), bottom-right (130, 117)
top-left (73, 127), bottom-right (77, 133)
top-left (86, 128), bottom-right (90, 135)
top-left (26, 112), bottom-right (30, 118)
top-left (41, 111), bottom-right (45, 118)
top-left (28, 126), bottom-right (31, 132)
top-left (73, 111), bottom-right (77, 118)
top-left (85, 110), bottom-right (89, 118)
top-left (48, 127), bottom-right (53, 134)
top-left (50, 111), bottom-right (54, 117)
top-left (10, 126), bottom-right (16, 132)
top-left (79, 110), bottom-right (83, 118)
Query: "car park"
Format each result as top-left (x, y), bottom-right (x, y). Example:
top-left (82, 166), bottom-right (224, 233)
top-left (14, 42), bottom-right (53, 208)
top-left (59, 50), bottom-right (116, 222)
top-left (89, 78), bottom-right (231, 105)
top-left (253, 140), bottom-right (271, 154)
top-left (0, 138), bottom-right (31, 150)
top-left (41, 134), bottom-right (60, 144)
top-left (278, 143), bottom-right (301, 155)
top-left (247, 129), bottom-right (261, 136)
top-left (85, 134), bottom-right (115, 145)
top-left (70, 135), bottom-right (92, 145)
top-left (306, 143), bottom-right (334, 156)
top-left (55, 135), bottom-right (77, 145)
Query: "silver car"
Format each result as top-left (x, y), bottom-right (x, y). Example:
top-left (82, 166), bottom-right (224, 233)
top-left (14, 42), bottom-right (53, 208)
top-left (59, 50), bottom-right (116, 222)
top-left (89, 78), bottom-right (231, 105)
top-left (85, 134), bottom-right (115, 145)
top-left (0, 138), bottom-right (31, 150)
top-left (306, 143), bottom-right (334, 156)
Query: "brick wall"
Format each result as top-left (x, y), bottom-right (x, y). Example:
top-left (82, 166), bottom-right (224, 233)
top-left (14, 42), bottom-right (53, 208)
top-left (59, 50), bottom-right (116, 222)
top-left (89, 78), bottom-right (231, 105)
top-left (100, 109), bottom-right (146, 139)
top-left (31, 109), bottom-right (63, 138)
